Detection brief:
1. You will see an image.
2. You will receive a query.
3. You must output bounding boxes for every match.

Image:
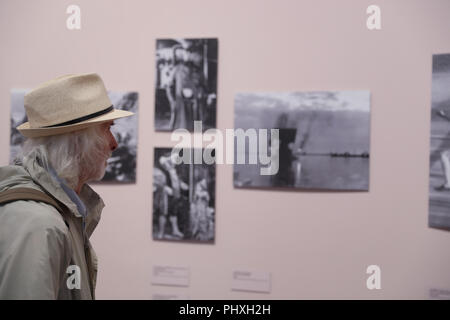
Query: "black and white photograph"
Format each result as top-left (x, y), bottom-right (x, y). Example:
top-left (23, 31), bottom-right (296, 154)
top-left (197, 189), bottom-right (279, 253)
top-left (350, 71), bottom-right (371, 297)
top-left (429, 53), bottom-right (450, 230)
top-left (9, 90), bottom-right (139, 183)
top-left (154, 38), bottom-right (218, 132)
top-left (233, 91), bottom-right (371, 191)
top-left (153, 147), bottom-right (216, 242)
top-left (9, 89), bottom-right (28, 164)
top-left (101, 91), bottom-right (138, 183)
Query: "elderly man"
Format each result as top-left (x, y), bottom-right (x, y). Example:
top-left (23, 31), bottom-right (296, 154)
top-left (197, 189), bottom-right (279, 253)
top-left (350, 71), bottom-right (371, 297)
top-left (0, 73), bottom-right (133, 299)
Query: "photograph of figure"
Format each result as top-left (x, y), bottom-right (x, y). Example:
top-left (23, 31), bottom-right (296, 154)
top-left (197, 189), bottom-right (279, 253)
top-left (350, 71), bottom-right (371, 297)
top-left (429, 53), bottom-right (450, 230)
top-left (9, 89), bottom-right (139, 183)
top-left (233, 91), bottom-right (371, 191)
top-left (154, 38), bottom-right (218, 132)
top-left (153, 148), bottom-right (216, 242)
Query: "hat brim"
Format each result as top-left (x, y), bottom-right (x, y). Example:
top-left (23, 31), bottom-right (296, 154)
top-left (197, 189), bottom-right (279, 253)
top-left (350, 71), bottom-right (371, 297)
top-left (17, 109), bottom-right (134, 138)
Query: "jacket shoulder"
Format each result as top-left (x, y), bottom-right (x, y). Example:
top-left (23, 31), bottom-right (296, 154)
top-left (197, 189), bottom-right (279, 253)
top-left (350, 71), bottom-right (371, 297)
top-left (0, 200), bottom-right (73, 300)
top-left (0, 199), bottom-right (69, 234)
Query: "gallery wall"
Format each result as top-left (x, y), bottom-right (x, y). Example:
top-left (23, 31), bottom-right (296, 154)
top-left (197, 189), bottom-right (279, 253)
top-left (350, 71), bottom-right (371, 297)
top-left (1, 0), bottom-right (450, 299)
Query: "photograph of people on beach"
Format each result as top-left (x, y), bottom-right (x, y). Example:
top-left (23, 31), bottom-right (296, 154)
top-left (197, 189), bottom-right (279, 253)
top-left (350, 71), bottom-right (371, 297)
top-left (154, 38), bottom-right (218, 132)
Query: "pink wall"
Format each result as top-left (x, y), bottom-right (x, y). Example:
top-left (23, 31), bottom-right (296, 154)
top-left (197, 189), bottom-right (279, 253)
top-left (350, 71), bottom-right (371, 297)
top-left (1, 0), bottom-right (450, 299)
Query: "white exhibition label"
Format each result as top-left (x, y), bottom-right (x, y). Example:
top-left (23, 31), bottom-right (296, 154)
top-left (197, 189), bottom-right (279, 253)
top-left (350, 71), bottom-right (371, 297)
top-left (231, 270), bottom-right (271, 293)
top-left (430, 288), bottom-right (450, 300)
top-left (151, 265), bottom-right (190, 287)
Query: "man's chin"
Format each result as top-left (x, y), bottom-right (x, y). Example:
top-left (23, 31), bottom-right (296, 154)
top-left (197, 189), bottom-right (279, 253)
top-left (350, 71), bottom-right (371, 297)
top-left (87, 168), bottom-right (107, 183)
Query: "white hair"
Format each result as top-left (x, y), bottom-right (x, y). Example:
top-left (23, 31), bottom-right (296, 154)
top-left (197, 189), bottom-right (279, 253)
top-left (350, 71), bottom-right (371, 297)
top-left (18, 125), bottom-right (111, 190)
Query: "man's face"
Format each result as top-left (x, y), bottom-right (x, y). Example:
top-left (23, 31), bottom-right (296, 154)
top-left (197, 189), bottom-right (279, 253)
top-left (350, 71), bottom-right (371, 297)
top-left (91, 121), bottom-right (118, 181)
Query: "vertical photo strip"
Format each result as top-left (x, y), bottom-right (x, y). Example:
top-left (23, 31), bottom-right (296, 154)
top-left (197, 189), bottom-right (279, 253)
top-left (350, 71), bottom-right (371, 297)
top-left (429, 53), bottom-right (450, 230)
top-left (153, 148), bottom-right (216, 242)
top-left (155, 38), bottom-right (218, 132)
top-left (10, 90), bottom-right (139, 183)
top-left (233, 91), bottom-right (371, 191)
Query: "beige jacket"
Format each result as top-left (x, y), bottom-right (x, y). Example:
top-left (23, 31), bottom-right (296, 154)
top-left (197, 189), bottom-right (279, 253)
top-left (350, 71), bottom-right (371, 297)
top-left (0, 147), bottom-right (104, 299)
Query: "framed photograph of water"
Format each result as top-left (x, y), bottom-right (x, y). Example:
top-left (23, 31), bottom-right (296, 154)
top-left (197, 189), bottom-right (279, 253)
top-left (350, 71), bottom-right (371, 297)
top-left (233, 91), bottom-right (371, 191)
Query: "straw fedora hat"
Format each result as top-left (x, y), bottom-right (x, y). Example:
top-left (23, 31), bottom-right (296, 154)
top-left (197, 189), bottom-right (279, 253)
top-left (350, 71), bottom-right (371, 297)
top-left (17, 73), bottom-right (134, 138)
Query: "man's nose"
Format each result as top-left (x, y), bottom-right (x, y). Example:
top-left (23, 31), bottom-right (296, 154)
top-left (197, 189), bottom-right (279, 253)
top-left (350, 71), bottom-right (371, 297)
top-left (110, 135), bottom-right (118, 151)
